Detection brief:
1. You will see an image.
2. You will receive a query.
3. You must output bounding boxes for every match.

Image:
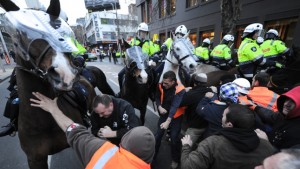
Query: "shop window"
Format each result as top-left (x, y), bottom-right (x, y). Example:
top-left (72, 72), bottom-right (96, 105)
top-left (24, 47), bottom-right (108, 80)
top-left (265, 17), bottom-right (297, 47)
top-left (199, 30), bottom-right (214, 46)
top-left (159, 0), bottom-right (176, 18)
top-left (189, 32), bottom-right (197, 47)
top-left (186, 0), bottom-right (199, 8)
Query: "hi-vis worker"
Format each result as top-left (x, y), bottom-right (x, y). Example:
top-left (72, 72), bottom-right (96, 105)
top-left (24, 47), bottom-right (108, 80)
top-left (161, 25), bottom-right (190, 52)
top-left (236, 73), bottom-right (279, 112)
top-left (129, 22), bottom-right (156, 56)
top-left (237, 23), bottom-right (277, 82)
top-left (260, 29), bottom-right (289, 72)
top-left (29, 92), bottom-right (155, 169)
top-left (194, 38), bottom-right (211, 64)
top-left (210, 34), bottom-right (235, 70)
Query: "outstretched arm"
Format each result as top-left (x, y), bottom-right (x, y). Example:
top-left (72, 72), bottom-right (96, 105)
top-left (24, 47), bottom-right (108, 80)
top-left (30, 92), bottom-right (74, 132)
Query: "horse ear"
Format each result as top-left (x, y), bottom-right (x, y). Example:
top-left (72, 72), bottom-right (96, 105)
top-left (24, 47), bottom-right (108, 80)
top-left (46, 0), bottom-right (61, 18)
top-left (183, 30), bottom-right (190, 39)
top-left (0, 0), bottom-right (20, 11)
top-left (121, 38), bottom-right (131, 49)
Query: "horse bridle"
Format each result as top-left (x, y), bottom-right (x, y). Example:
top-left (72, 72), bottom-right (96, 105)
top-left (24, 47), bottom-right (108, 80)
top-left (166, 42), bottom-right (191, 66)
top-left (15, 44), bottom-right (54, 79)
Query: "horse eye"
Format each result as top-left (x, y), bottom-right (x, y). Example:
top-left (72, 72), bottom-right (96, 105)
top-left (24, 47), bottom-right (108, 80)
top-left (176, 47), bottom-right (180, 51)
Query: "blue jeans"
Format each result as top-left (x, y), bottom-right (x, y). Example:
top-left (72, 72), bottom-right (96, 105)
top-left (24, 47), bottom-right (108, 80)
top-left (154, 114), bottom-right (183, 163)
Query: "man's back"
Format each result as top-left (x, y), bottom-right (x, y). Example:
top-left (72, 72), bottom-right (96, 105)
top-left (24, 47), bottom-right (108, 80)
top-left (181, 134), bottom-right (275, 169)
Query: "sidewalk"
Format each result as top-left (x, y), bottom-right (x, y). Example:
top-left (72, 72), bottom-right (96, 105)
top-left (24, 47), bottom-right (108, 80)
top-left (0, 60), bottom-right (15, 83)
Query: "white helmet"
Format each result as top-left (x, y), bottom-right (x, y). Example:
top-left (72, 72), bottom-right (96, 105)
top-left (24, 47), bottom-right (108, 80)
top-left (137, 22), bottom-right (149, 32)
top-left (233, 78), bottom-right (251, 95)
top-left (267, 29), bottom-right (278, 36)
top-left (257, 37), bottom-right (264, 44)
top-left (223, 34), bottom-right (234, 42)
top-left (242, 23), bottom-right (263, 38)
top-left (203, 38), bottom-right (211, 44)
top-left (175, 25), bottom-right (188, 37)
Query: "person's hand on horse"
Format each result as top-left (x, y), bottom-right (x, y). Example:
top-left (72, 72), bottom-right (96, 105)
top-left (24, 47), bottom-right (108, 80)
top-left (158, 106), bottom-right (167, 115)
top-left (160, 118), bottom-right (171, 130)
top-left (181, 135), bottom-right (193, 147)
top-left (209, 86), bottom-right (218, 93)
top-left (185, 87), bottom-right (192, 92)
top-left (30, 92), bottom-right (59, 114)
top-left (205, 92), bottom-right (214, 98)
top-left (254, 129), bottom-right (269, 141)
top-left (98, 126), bottom-right (116, 138)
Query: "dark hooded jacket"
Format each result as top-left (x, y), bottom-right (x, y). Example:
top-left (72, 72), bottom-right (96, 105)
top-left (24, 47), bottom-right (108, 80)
top-left (181, 127), bottom-right (275, 169)
top-left (254, 86), bottom-right (300, 149)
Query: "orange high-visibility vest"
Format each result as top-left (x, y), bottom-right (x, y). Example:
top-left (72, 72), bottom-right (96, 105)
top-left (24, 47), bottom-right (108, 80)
top-left (86, 142), bottom-right (150, 169)
top-left (247, 87), bottom-right (279, 112)
top-left (158, 83), bottom-right (186, 118)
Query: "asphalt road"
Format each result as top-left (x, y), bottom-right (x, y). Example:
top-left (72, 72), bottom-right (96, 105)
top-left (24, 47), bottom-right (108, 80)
top-left (0, 58), bottom-right (173, 169)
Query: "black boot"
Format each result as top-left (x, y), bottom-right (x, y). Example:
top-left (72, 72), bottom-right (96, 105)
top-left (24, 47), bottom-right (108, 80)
top-left (0, 120), bottom-right (16, 137)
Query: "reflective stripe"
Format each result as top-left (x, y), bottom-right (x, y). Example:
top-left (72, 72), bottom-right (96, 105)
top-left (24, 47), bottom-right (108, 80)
top-left (239, 60), bottom-right (252, 65)
top-left (267, 92), bottom-right (278, 110)
top-left (244, 74), bottom-right (253, 78)
top-left (259, 58), bottom-right (266, 66)
top-left (93, 146), bottom-right (118, 169)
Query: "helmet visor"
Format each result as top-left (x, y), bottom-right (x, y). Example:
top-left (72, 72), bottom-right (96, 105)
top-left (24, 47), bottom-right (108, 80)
top-left (125, 46), bottom-right (148, 69)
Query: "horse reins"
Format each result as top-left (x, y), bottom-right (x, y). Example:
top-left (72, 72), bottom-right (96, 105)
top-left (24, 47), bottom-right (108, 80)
top-left (15, 44), bottom-right (53, 79)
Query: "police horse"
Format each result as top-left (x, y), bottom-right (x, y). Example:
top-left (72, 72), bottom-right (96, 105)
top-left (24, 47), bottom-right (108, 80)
top-left (159, 36), bottom-right (198, 86)
top-left (1, 1), bottom-right (95, 168)
top-left (120, 46), bottom-right (154, 125)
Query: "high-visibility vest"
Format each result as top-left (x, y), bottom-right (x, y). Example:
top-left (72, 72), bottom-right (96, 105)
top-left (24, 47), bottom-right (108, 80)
top-left (260, 39), bottom-right (289, 59)
top-left (195, 46), bottom-right (209, 61)
top-left (247, 87), bottom-right (279, 112)
top-left (86, 142), bottom-right (150, 169)
top-left (239, 87), bottom-right (279, 112)
top-left (158, 84), bottom-right (186, 118)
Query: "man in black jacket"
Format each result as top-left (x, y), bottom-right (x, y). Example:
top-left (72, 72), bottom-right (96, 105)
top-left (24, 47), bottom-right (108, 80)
top-left (166, 73), bottom-right (214, 147)
top-left (90, 94), bottom-right (140, 145)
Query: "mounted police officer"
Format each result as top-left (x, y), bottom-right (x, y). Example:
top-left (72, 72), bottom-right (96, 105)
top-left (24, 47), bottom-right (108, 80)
top-left (260, 29), bottom-right (288, 74)
top-left (116, 22), bottom-right (156, 97)
top-left (237, 23), bottom-right (277, 82)
top-left (194, 38), bottom-right (211, 64)
top-left (210, 34), bottom-right (235, 70)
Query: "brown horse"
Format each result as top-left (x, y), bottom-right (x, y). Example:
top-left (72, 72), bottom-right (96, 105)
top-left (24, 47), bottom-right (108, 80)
top-left (120, 46), bottom-right (155, 125)
top-left (1, 0), bottom-right (95, 168)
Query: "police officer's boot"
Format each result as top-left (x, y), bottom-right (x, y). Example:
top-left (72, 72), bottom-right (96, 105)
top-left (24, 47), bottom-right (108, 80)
top-left (0, 119), bottom-right (17, 137)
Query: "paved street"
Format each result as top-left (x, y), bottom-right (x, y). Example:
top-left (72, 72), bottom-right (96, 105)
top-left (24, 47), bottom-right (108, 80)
top-left (0, 57), bottom-right (173, 169)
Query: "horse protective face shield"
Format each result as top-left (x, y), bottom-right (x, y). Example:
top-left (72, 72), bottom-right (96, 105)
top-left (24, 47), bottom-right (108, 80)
top-left (125, 46), bottom-right (148, 70)
top-left (5, 9), bottom-right (78, 61)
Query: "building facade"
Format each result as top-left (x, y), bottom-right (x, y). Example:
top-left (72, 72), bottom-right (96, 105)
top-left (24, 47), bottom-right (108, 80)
top-left (136, 0), bottom-right (300, 48)
top-left (84, 10), bottom-right (138, 48)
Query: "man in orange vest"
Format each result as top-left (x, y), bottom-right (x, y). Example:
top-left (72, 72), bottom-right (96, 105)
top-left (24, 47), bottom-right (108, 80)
top-left (237, 73), bottom-right (279, 112)
top-left (153, 70), bottom-right (185, 169)
top-left (30, 92), bottom-right (155, 169)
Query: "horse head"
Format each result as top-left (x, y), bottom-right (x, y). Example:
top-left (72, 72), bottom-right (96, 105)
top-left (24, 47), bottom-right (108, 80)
top-left (1, 0), bottom-right (78, 91)
top-left (168, 37), bottom-right (197, 74)
top-left (125, 46), bottom-right (149, 84)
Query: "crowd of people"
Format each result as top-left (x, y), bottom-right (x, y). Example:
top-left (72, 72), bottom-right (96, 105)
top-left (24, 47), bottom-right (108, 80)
top-left (1, 21), bottom-right (299, 169)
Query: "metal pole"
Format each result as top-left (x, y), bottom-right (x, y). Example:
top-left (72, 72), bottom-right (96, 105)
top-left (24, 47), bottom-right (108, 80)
top-left (110, 2), bottom-right (122, 59)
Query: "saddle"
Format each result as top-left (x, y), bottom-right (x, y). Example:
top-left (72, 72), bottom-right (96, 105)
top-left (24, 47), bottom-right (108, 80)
top-left (62, 82), bottom-right (91, 127)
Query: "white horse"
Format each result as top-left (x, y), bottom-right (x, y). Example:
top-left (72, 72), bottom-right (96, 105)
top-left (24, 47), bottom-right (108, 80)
top-left (195, 62), bottom-right (220, 74)
top-left (159, 35), bottom-right (198, 86)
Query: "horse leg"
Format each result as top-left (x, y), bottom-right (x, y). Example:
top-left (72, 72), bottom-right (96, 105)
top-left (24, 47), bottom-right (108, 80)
top-left (28, 155), bottom-right (48, 169)
top-left (96, 71), bottom-right (115, 96)
top-left (139, 106), bottom-right (147, 125)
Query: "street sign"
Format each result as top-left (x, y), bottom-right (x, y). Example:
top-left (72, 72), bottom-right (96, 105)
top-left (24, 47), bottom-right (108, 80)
top-left (85, 0), bottom-right (120, 12)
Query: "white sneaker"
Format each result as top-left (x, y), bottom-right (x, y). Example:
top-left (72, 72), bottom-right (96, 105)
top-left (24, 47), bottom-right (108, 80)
top-left (171, 161), bottom-right (178, 169)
